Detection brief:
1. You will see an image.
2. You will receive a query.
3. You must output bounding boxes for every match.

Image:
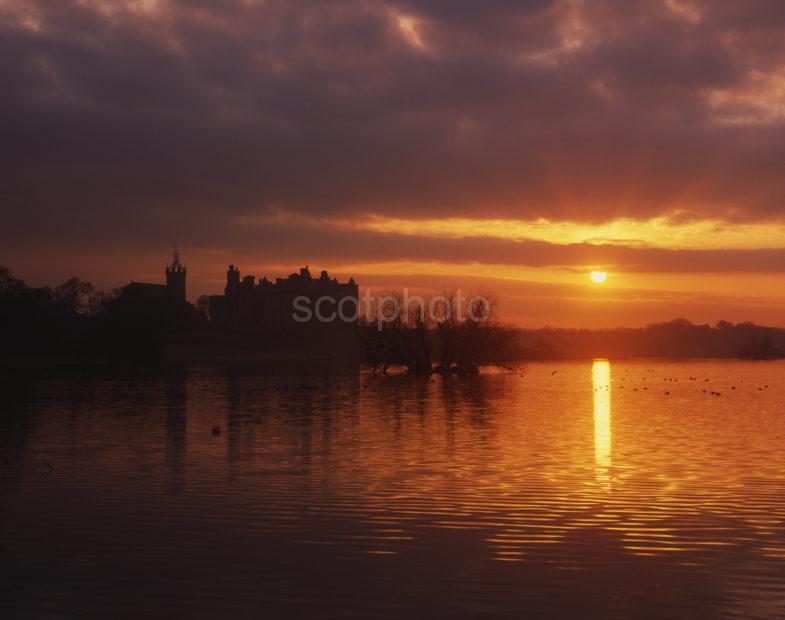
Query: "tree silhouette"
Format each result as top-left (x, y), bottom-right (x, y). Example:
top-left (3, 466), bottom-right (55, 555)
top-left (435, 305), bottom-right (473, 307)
top-left (52, 277), bottom-right (104, 316)
top-left (360, 290), bottom-right (516, 375)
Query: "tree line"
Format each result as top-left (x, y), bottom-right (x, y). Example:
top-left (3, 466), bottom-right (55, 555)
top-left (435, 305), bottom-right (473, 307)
top-left (0, 266), bottom-right (197, 361)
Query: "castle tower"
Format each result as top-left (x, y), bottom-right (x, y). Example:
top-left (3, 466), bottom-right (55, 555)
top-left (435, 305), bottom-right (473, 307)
top-left (165, 246), bottom-right (187, 301)
top-left (226, 264), bottom-right (240, 295)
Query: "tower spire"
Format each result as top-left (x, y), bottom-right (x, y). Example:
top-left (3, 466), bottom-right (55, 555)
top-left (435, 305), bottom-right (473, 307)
top-left (168, 242), bottom-right (184, 272)
top-left (165, 244), bottom-right (186, 301)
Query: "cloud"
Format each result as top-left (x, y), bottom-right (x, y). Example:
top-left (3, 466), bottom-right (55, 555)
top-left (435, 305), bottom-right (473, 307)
top-left (8, 208), bottom-right (784, 276)
top-left (215, 217), bottom-right (785, 273)
top-left (2, 0), bottom-right (785, 280)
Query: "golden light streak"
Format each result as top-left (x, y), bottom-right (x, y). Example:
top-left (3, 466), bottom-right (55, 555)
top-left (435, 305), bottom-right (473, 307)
top-left (592, 359), bottom-right (612, 490)
top-left (235, 210), bottom-right (785, 252)
top-left (350, 215), bottom-right (785, 251)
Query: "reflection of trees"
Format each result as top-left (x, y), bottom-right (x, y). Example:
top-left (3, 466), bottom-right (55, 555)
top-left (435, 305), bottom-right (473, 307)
top-left (439, 374), bottom-right (491, 429)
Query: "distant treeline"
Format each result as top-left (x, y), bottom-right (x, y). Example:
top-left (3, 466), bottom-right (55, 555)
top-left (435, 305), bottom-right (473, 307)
top-left (516, 318), bottom-right (784, 360)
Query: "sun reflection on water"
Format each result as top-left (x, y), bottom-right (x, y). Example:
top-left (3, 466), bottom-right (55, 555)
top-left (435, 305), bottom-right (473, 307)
top-left (592, 359), bottom-right (612, 489)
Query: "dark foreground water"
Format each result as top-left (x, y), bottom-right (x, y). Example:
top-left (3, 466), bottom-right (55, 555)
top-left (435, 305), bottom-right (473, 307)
top-left (3, 360), bottom-right (785, 619)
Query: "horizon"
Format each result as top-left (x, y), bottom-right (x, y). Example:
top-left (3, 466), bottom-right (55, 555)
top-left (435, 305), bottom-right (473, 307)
top-left (6, 256), bottom-right (785, 330)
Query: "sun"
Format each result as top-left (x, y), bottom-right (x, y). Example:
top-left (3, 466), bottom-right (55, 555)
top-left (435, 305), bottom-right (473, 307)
top-left (590, 271), bottom-right (607, 283)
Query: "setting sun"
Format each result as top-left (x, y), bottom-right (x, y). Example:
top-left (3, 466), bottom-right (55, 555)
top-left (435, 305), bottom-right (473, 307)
top-left (590, 271), bottom-right (608, 283)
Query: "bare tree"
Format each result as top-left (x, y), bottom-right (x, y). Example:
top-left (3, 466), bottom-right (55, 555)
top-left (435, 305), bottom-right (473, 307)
top-left (434, 292), bottom-right (517, 374)
top-left (359, 291), bottom-right (434, 374)
top-left (360, 290), bottom-right (517, 375)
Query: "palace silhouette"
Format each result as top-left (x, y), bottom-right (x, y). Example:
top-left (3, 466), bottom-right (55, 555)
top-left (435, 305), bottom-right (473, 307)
top-left (120, 250), bottom-right (359, 329)
top-left (210, 265), bottom-right (359, 328)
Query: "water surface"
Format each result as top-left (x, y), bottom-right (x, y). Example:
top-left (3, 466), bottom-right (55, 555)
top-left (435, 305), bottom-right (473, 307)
top-left (3, 360), bottom-right (785, 618)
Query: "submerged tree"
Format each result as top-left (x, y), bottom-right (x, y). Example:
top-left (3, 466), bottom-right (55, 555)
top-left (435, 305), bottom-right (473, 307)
top-left (359, 292), bottom-right (433, 375)
top-left (433, 293), bottom-right (517, 374)
top-left (359, 290), bottom-right (517, 375)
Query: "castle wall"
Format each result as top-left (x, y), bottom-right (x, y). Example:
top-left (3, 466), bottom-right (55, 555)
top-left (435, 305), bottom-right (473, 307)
top-left (210, 266), bottom-right (358, 329)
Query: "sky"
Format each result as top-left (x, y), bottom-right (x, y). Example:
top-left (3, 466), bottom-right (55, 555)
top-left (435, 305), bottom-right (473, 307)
top-left (2, 0), bottom-right (785, 327)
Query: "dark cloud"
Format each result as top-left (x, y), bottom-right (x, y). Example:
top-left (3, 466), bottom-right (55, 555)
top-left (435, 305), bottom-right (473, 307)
top-left (2, 0), bottom-right (785, 255)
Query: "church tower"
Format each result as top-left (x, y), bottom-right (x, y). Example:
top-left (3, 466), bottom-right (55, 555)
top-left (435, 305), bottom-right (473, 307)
top-left (165, 246), bottom-right (187, 301)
